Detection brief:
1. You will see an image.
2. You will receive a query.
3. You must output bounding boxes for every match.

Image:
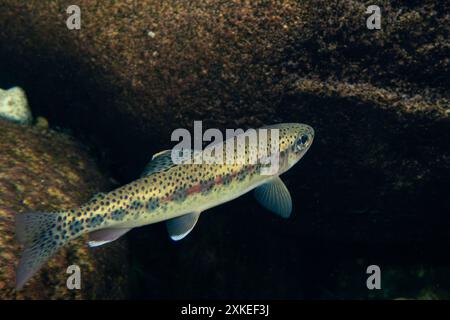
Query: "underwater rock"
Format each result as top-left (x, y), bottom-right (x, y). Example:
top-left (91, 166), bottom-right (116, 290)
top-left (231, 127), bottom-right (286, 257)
top-left (34, 116), bottom-right (49, 130)
top-left (0, 1), bottom-right (447, 177)
top-left (0, 87), bottom-right (32, 124)
top-left (0, 119), bottom-right (128, 299)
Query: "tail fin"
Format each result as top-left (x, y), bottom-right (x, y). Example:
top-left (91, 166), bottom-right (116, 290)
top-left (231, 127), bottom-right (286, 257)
top-left (15, 211), bottom-right (66, 290)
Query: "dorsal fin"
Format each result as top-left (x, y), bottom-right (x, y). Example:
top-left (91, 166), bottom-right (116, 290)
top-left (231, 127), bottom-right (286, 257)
top-left (141, 149), bottom-right (177, 177)
top-left (89, 192), bottom-right (106, 202)
top-left (151, 149), bottom-right (171, 160)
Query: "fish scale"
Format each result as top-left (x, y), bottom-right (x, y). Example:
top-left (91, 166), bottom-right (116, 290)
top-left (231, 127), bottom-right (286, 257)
top-left (15, 123), bottom-right (314, 289)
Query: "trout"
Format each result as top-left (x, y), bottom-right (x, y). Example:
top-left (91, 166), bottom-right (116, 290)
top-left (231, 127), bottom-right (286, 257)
top-left (15, 123), bottom-right (314, 289)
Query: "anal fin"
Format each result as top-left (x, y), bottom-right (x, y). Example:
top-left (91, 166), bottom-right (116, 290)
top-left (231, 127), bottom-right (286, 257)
top-left (88, 227), bottom-right (131, 247)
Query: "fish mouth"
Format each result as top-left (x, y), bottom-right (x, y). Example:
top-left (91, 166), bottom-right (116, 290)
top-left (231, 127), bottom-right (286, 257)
top-left (307, 127), bottom-right (315, 147)
top-left (304, 125), bottom-right (315, 149)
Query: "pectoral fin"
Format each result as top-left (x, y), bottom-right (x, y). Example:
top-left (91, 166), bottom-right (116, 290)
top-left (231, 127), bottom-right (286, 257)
top-left (166, 212), bottom-right (201, 241)
top-left (254, 177), bottom-right (292, 218)
top-left (88, 227), bottom-right (131, 247)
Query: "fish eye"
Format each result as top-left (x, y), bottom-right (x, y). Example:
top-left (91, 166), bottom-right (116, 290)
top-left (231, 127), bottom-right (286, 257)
top-left (300, 134), bottom-right (309, 144)
top-left (296, 134), bottom-right (309, 151)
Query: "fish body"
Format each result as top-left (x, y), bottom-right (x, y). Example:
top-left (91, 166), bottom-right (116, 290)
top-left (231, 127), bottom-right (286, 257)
top-left (15, 123), bottom-right (314, 289)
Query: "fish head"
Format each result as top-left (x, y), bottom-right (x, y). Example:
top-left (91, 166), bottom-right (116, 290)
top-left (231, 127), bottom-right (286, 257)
top-left (275, 123), bottom-right (315, 173)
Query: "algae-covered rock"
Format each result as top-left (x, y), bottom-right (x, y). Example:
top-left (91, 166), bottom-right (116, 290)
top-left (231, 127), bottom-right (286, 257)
top-left (0, 119), bottom-right (128, 299)
top-left (0, 1), bottom-right (447, 178)
top-left (0, 87), bottom-right (32, 124)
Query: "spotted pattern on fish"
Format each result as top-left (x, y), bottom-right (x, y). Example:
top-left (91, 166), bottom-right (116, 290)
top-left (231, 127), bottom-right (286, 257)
top-left (15, 123), bottom-right (314, 290)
